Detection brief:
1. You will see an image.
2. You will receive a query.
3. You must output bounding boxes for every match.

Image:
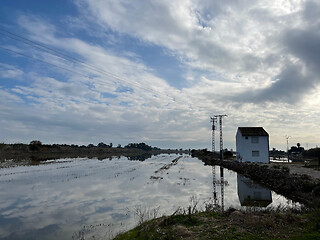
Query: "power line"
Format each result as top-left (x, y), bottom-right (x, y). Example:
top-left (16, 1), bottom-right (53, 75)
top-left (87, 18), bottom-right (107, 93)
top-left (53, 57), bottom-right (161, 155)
top-left (0, 28), bottom-right (174, 100)
top-left (0, 46), bottom-right (90, 79)
top-left (1, 45), bottom-right (194, 111)
top-left (0, 45), bottom-right (164, 102)
top-left (0, 28), bottom-right (146, 89)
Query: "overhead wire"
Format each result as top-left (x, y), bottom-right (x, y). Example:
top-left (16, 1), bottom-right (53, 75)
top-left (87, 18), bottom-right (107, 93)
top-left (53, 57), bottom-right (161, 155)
top-left (0, 27), bottom-right (176, 101)
top-left (0, 46), bottom-right (90, 79)
top-left (0, 45), bottom-right (160, 107)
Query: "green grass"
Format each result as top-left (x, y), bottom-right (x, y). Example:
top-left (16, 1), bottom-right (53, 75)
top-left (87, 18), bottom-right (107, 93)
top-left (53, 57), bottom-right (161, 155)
top-left (114, 208), bottom-right (320, 240)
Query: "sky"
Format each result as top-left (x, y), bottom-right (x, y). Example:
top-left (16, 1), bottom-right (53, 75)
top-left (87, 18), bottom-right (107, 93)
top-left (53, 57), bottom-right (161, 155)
top-left (0, 0), bottom-right (320, 150)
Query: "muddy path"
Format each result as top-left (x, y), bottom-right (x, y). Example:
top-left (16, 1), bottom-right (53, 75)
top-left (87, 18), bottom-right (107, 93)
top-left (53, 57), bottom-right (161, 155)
top-left (150, 156), bottom-right (183, 181)
top-left (154, 156), bottom-right (182, 174)
top-left (270, 162), bottom-right (320, 181)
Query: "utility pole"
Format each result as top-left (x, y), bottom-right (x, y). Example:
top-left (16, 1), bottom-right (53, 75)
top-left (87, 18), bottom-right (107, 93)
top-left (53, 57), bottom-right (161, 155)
top-left (214, 115), bottom-right (227, 160)
top-left (210, 117), bottom-right (218, 205)
top-left (220, 166), bottom-right (224, 211)
top-left (285, 135), bottom-right (291, 162)
top-left (210, 116), bottom-right (217, 153)
top-left (212, 166), bottom-right (217, 206)
top-left (211, 114), bottom-right (227, 210)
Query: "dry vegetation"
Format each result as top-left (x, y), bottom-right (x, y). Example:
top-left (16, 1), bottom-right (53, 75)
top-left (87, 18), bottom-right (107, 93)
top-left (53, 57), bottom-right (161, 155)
top-left (114, 207), bottom-right (320, 240)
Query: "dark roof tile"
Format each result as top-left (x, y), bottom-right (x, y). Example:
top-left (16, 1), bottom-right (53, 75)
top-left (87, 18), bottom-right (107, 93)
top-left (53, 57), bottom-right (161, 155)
top-left (238, 127), bottom-right (268, 136)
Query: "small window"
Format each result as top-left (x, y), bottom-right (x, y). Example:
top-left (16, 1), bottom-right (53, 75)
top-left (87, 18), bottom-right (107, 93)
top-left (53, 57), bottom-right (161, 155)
top-left (252, 151), bottom-right (260, 157)
top-left (251, 136), bottom-right (259, 144)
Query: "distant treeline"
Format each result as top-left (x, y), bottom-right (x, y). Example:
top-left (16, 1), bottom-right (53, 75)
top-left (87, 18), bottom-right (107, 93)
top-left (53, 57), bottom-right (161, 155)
top-left (0, 141), bottom-right (188, 162)
top-left (303, 148), bottom-right (320, 158)
top-left (0, 140), bottom-right (161, 152)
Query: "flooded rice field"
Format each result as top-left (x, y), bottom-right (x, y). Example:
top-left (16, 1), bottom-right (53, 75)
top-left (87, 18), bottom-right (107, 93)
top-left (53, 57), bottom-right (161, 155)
top-left (0, 154), bottom-right (300, 240)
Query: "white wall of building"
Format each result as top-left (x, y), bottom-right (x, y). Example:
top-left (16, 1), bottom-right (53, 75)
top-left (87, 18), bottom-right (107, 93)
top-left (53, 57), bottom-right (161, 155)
top-left (236, 130), bottom-right (269, 163)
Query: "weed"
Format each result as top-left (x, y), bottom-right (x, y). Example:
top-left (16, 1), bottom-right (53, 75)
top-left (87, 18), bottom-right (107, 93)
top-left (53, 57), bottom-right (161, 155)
top-left (282, 166), bottom-right (290, 173)
top-left (72, 226), bottom-right (91, 240)
top-left (272, 165), bottom-right (281, 169)
top-left (202, 197), bottom-right (221, 213)
top-left (134, 206), bottom-right (160, 225)
top-left (188, 195), bottom-right (200, 214)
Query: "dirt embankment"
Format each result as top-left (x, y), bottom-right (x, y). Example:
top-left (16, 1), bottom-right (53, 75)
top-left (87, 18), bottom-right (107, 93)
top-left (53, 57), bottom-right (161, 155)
top-left (192, 150), bottom-right (320, 207)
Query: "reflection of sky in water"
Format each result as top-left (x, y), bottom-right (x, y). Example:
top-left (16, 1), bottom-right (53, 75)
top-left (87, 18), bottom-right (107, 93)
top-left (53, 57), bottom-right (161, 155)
top-left (0, 155), bottom-right (301, 239)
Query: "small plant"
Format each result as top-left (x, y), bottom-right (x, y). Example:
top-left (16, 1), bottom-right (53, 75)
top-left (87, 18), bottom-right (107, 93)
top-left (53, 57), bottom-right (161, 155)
top-left (282, 166), bottom-right (290, 173)
top-left (134, 206), bottom-right (160, 225)
top-left (188, 195), bottom-right (199, 214)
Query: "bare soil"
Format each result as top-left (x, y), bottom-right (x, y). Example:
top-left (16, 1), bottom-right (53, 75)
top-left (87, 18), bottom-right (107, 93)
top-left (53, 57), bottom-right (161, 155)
top-left (270, 162), bottom-right (320, 181)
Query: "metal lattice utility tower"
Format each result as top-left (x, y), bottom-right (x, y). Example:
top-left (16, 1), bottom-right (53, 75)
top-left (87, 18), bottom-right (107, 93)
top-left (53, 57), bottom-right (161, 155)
top-left (211, 117), bottom-right (218, 205)
top-left (211, 114), bottom-right (227, 209)
top-left (214, 115), bottom-right (227, 160)
top-left (210, 116), bottom-right (217, 153)
top-left (212, 166), bottom-right (217, 205)
top-left (220, 166), bottom-right (225, 211)
top-left (285, 135), bottom-right (291, 162)
top-left (212, 166), bottom-right (226, 210)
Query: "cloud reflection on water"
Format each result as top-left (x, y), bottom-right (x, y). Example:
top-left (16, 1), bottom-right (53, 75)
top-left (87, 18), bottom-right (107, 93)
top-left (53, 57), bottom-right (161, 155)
top-left (0, 154), bottom-right (300, 239)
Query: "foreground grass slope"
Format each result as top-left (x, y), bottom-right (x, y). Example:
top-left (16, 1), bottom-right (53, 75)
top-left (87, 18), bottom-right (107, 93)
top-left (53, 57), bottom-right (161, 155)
top-left (114, 208), bottom-right (320, 240)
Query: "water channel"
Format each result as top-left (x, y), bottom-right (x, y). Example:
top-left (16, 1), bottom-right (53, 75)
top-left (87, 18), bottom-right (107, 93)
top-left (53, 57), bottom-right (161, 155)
top-left (0, 154), bottom-right (301, 240)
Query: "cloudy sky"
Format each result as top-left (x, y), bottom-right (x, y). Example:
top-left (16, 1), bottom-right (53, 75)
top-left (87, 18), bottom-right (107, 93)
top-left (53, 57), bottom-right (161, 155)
top-left (1, 0), bottom-right (320, 150)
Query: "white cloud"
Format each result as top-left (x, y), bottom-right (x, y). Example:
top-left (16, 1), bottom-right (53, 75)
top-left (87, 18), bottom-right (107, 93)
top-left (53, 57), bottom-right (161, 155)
top-left (0, 63), bottom-right (24, 79)
top-left (1, 1), bottom-right (320, 149)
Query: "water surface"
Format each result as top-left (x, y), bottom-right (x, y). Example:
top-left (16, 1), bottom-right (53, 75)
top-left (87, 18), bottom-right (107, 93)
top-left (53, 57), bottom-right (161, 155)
top-left (0, 154), bottom-right (300, 239)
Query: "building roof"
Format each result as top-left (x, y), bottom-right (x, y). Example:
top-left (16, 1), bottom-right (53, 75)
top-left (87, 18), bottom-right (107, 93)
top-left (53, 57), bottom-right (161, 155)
top-left (238, 127), bottom-right (268, 136)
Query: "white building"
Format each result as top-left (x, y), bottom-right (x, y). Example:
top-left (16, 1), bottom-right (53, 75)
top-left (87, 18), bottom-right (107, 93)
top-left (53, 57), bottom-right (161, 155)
top-left (236, 127), bottom-right (270, 163)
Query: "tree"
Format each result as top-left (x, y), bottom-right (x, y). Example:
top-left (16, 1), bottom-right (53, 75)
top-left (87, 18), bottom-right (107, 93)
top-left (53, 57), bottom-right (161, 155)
top-left (29, 140), bottom-right (42, 151)
top-left (30, 140), bottom-right (42, 145)
top-left (224, 151), bottom-right (233, 159)
top-left (124, 142), bottom-right (152, 151)
top-left (98, 142), bottom-right (107, 148)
